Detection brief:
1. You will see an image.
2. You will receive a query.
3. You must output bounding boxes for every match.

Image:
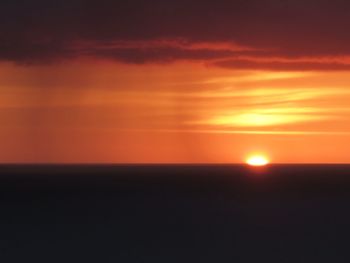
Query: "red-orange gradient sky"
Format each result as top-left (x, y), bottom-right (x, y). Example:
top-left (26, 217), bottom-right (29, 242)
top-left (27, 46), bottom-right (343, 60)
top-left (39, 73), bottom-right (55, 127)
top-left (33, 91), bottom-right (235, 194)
top-left (1, 0), bottom-right (350, 163)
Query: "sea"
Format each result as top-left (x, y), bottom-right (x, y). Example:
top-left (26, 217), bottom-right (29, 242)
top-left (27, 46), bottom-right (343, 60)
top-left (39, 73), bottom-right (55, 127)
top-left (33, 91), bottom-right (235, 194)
top-left (1, 164), bottom-right (350, 262)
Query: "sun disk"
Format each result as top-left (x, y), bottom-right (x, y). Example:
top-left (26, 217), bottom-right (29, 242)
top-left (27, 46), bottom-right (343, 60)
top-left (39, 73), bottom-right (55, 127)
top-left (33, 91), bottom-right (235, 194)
top-left (246, 155), bottom-right (269, 166)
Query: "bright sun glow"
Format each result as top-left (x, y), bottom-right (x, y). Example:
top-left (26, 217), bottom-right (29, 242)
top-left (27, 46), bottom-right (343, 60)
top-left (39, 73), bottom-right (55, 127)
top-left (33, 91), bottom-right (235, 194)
top-left (246, 155), bottom-right (269, 166)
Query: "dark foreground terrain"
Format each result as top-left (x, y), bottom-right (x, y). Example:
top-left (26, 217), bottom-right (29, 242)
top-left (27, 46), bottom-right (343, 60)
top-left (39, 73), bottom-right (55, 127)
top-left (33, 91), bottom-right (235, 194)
top-left (1, 165), bottom-right (350, 262)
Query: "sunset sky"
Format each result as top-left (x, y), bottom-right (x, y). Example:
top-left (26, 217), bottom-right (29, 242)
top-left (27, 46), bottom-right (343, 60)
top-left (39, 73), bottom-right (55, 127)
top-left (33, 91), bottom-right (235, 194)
top-left (2, 0), bottom-right (350, 163)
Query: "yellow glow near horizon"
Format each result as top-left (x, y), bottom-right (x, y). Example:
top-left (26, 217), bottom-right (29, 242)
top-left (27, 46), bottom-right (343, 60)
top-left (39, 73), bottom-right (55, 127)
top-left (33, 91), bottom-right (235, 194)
top-left (246, 155), bottom-right (270, 166)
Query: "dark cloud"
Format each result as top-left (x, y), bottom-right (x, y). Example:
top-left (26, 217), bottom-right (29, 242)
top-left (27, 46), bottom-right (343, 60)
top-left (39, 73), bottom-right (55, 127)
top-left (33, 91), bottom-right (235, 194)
top-left (2, 0), bottom-right (350, 69)
top-left (86, 48), bottom-right (233, 64)
top-left (214, 58), bottom-right (350, 71)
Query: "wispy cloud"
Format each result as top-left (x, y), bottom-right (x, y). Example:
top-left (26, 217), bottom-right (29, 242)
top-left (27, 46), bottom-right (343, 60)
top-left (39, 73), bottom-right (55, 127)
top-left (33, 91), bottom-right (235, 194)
top-left (197, 109), bottom-right (330, 127)
top-left (188, 86), bottom-right (349, 129)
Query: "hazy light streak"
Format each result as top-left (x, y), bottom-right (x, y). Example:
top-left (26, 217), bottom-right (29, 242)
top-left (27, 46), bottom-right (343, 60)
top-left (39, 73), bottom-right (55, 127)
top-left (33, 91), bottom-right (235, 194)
top-left (217, 55), bottom-right (350, 64)
top-left (201, 71), bottom-right (310, 84)
top-left (110, 128), bottom-right (350, 136)
top-left (204, 113), bottom-right (328, 127)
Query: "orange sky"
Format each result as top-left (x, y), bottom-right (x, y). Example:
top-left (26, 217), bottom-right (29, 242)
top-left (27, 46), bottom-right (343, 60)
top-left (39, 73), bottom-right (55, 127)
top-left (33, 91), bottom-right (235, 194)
top-left (2, 0), bottom-right (350, 163)
top-left (1, 58), bottom-right (350, 163)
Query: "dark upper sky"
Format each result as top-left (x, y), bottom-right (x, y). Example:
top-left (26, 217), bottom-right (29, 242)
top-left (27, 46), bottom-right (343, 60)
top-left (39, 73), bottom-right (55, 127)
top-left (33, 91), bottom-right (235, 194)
top-left (2, 0), bottom-right (350, 68)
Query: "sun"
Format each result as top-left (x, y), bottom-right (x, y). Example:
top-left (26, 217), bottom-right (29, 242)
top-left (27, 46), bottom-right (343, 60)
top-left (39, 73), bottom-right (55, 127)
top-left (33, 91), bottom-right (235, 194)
top-left (246, 155), bottom-right (270, 166)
